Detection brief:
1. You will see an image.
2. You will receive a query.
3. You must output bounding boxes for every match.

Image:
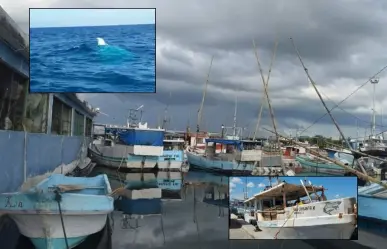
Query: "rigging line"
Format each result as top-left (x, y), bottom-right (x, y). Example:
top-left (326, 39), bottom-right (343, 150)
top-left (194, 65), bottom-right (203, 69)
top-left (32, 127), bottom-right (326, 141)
top-left (300, 82), bottom-right (387, 135)
top-left (298, 63), bottom-right (387, 135)
top-left (290, 37), bottom-right (368, 175)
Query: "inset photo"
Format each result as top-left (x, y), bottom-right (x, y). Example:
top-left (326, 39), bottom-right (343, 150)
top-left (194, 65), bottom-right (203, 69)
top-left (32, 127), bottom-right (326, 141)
top-left (229, 176), bottom-right (358, 240)
top-left (29, 8), bottom-right (156, 93)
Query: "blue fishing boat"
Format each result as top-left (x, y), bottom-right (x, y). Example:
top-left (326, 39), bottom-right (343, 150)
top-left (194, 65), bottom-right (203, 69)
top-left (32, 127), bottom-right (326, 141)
top-left (296, 154), bottom-right (348, 175)
top-left (89, 122), bottom-right (165, 171)
top-left (186, 138), bottom-right (265, 174)
top-left (358, 181), bottom-right (387, 236)
top-left (157, 137), bottom-right (187, 172)
top-left (0, 174), bottom-right (114, 249)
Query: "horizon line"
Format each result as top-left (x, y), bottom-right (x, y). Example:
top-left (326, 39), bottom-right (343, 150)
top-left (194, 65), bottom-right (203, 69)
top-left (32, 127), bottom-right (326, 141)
top-left (30, 23), bottom-right (155, 29)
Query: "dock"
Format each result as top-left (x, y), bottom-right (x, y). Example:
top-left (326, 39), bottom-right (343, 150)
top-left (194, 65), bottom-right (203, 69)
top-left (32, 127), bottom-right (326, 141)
top-left (229, 214), bottom-right (274, 239)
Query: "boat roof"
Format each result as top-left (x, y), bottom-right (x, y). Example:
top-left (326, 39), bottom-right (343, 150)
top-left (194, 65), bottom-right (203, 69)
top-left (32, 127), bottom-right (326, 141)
top-left (205, 138), bottom-right (261, 144)
top-left (163, 139), bottom-right (185, 143)
top-left (244, 182), bottom-right (325, 203)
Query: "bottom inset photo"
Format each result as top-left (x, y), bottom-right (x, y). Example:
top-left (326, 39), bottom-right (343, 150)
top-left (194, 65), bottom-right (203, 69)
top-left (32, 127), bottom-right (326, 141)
top-left (229, 176), bottom-right (358, 240)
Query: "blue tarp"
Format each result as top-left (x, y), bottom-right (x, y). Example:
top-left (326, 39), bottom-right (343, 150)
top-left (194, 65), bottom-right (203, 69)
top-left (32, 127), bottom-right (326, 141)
top-left (205, 138), bottom-right (243, 151)
top-left (119, 129), bottom-right (164, 146)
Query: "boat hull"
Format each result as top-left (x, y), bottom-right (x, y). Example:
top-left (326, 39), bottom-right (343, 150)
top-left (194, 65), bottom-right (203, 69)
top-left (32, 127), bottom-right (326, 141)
top-left (257, 221), bottom-right (355, 239)
top-left (11, 214), bottom-right (108, 249)
top-left (296, 156), bottom-right (346, 175)
top-left (357, 183), bottom-right (387, 237)
top-left (89, 148), bottom-right (158, 170)
top-left (186, 151), bottom-right (254, 174)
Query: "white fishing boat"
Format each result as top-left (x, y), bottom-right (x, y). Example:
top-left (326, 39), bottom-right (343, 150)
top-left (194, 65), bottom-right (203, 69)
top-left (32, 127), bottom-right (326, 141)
top-left (243, 180), bottom-right (357, 239)
top-left (88, 107), bottom-right (166, 171)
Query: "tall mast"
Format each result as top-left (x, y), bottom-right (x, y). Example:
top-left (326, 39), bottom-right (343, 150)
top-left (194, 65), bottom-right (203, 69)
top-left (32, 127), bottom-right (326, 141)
top-left (233, 94), bottom-right (238, 138)
top-left (252, 39), bottom-right (279, 140)
top-left (371, 78), bottom-right (379, 137)
top-left (252, 39), bottom-right (282, 157)
top-left (195, 56), bottom-right (214, 147)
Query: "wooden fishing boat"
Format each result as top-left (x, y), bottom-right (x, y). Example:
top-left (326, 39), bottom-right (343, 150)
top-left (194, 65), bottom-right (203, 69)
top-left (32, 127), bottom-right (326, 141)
top-left (243, 180), bottom-right (357, 239)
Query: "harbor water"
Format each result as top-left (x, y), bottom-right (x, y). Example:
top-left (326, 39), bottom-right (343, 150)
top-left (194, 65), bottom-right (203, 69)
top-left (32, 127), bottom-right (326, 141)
top-left (0, 166), bottom-right (384, 249)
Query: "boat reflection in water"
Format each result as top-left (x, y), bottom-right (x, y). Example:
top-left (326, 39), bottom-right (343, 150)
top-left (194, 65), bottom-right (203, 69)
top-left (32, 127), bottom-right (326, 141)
top-left (91, 167), bottom-right (184, 201)
top-left (183, 171), bottom-right (229, 209)
top-left (86, 167), bottom-right (229, 248)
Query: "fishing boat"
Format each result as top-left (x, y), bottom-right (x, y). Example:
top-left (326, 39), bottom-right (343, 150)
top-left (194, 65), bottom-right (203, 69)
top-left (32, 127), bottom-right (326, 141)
top-left (0, 174), bottom-right (114, 249)
top-left (243, 180), bottom-right (357, 239)
top-left (358, 181), bottom-right (387, 236)
top-left (157, 137), bottom-right (188, 172)
top-left (88, 108), bottom-right (165, 171)
top-left (186, 138), bottom-right (265, 174)
top-left (296, 154), bottom-right (348, 175)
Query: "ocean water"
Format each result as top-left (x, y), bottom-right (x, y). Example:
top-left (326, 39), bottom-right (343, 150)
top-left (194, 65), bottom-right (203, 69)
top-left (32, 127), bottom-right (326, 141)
top-left (30, 24), bottom-right (155, 93)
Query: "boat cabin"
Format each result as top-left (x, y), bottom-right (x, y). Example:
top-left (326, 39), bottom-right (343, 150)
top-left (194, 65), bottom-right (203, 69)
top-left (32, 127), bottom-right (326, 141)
top-left (163, 139), bottom-right (185, 151)
top-left (204, 138), bottom-right (263, 162)
top-left (243, 182), bottom-right (327, 221)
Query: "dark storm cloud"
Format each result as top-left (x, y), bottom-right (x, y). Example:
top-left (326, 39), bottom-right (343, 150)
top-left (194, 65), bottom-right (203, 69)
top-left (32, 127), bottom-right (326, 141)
top-left (4, 0), bottom-right (387, 136)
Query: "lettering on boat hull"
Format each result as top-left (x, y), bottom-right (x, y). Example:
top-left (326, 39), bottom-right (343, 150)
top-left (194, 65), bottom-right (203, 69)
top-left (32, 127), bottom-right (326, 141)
top-left (5, 196), bottom-right (23, 208)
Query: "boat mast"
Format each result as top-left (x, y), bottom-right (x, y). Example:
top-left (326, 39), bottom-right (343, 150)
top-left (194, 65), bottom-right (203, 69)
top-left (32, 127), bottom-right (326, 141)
top-left (371, 78), bottom-right (379, 138)
top-left (162, 92), bottom-right (172, 130)
top-left (252, 39), bottom-right (278, 141)
top-left (290, 38), bottom-right (369, 175)
top-left (252, 39), bottom-right (284, 170)
top-left (195, 56), bottom-right (214, 147)
top-left (233, 94), bottom-right (238, 138)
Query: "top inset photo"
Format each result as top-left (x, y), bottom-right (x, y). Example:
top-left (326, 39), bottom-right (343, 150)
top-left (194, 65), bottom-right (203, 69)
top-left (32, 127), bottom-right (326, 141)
top-left (29, 8), bottom-right (156, 93)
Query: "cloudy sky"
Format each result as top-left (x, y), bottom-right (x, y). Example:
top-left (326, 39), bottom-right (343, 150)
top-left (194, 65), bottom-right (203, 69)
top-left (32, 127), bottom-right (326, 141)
top-left (4, 0), bottom-right (387, 139)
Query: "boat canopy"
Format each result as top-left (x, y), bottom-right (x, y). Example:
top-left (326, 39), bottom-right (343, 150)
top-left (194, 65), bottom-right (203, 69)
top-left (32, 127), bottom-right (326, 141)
top-left (244, 182), bottom-right (325, 203)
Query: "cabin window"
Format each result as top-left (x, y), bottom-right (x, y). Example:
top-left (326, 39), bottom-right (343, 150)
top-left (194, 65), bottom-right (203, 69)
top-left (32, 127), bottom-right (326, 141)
top-left (51, 97), bottom-right (72, 135)
top-left (24, 93), bottom-right (49, 133)
top-left (85, 117), bottom-right (93, 136)
top-left (0, 63), bottom-right (29, 132)
top-left (73, 110), bottom-right (85, 136)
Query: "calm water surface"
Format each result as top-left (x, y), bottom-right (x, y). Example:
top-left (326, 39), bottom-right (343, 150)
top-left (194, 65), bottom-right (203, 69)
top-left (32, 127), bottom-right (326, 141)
top-left (88, 167), bottom-right (381, 249)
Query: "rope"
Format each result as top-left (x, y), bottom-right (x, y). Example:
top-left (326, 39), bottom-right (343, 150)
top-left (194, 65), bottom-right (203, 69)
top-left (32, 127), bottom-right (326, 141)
top-left (160, 204), bottom-right (166, 244)
top-left (274, 204), bottom-right (297, 239)
top-left (54, 189), bottom-right (69, 249)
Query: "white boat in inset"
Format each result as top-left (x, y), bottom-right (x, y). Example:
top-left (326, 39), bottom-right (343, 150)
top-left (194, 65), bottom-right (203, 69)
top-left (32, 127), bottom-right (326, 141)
top-left (242, 180), bottom-right (357, 239)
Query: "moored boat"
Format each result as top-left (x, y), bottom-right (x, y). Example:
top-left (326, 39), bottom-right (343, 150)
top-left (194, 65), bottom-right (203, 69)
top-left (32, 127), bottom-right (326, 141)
top-left (0, 174), bottom-right (114, 249)
top-left (243, 181), bottom-right (357, 239)
top-left (296, 154), bottom-right (348, 175)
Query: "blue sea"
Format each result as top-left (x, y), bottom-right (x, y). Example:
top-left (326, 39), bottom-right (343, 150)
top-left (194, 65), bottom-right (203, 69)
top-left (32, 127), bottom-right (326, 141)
top-left (30, 24), bottom-right (155, 93)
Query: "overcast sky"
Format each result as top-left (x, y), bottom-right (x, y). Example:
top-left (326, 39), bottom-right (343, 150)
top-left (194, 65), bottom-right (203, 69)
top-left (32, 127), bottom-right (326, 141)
top-left (3, 0), bottom-right (387, 138)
